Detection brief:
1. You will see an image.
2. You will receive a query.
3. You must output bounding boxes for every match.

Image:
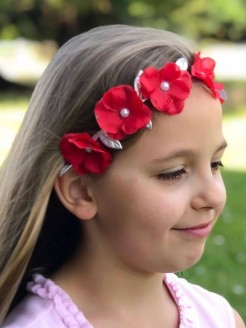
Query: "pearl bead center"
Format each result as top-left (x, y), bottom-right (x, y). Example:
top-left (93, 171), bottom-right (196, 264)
top-left (85, 147), bottom-right (92, 153)
top-left (160, 81), bottom-right (170, 91)
top-left (120, 108), bottom-right (130, 118)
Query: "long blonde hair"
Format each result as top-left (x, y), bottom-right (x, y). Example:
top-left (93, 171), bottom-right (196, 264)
top-left (0, 25), bottom-right (194, 322)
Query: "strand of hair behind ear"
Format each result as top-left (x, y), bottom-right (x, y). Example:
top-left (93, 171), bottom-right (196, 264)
top-left (0, 94), bottom-right (64, 321)
top-left (0, 161), bottom-right (62, 323)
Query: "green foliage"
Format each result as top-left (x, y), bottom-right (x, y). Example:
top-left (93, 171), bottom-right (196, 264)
top-left (0, 0), bottom-right (246, 43)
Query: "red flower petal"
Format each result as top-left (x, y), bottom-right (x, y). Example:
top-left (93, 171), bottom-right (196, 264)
top-left (103, 85), bottom-right (131, 110)
top-left (192, 53), bottom-right (216, 83)
top-left (139, 67), bottom-right (159, 95)
top-left (159, 63), bottom-right (181, 82)
top-left (139, 62), bottom-right (192, 113)
top-left (95, 100), bottom-right (121, 134)
top-left (82, 151), bottom-right (111, 174)
top-left (95, 85), bottom-right (152, 140)
top-left (149, 88), bottom-right (169, 111)
top-left (60, 132), bottom-right (112, 175)
top-left (169, 78), bottom-right (191, 100)
top-left (168, 100), bottom-right (185, 115)
top-left (191, 52), bottom-right (225, 103)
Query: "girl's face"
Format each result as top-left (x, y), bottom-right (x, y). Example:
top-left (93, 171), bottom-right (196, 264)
top-left (89, 84), bottom-right (227, 274)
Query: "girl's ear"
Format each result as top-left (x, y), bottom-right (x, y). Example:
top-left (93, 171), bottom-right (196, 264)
top-left (54, 172), bottom-right (97, 221)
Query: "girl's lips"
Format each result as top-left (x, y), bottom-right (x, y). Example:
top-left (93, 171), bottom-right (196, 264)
top-left (173, 222), bottom-right (213, 238)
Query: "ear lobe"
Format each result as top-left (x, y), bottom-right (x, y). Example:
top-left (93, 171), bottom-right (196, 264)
top-left (54, 172), bottom-right (97, 221)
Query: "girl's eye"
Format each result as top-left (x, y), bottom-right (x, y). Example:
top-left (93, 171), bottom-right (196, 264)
top-left (157, 168), bottom-right (186, 181)
top-left (211, 161), bottom-right (224, 171)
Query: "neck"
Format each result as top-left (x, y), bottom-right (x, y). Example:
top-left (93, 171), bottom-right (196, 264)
top-left (53, 239), bottom-right (179, 326)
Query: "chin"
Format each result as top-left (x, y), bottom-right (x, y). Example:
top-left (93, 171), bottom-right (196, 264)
top-left (180, 250), bottom-right (205, 272)
top-left (157, 256), bottom-right (202, 274)
top-left (166, 243), bottom-right (206, 273)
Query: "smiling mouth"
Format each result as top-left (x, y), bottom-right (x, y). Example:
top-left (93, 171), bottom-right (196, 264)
top-left (172, 222), bottom-right (213, 238)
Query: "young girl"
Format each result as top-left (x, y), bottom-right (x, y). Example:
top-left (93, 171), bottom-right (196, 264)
top-left (0, 25), bottom-right (244, 327)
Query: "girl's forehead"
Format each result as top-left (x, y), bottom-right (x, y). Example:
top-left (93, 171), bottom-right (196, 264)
top-left (119, 87), bottom-right (224, 162)
top-left (152, 85), bottom-right (222, 130)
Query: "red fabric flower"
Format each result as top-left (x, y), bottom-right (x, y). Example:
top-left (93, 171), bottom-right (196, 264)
top-left (139, 62), bottom-right (192, 114)
top-left (191, 52), bottom-right (215, 82)
top-left (94, 85), bottom-right (152, 140)
top-left (60, 132), bottom-right (112, 175)
top-left (191, 52), bottom-right (225, 103)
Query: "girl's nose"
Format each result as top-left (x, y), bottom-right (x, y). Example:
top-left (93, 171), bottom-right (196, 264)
top-left (191, 173), bottom-right (226, 211)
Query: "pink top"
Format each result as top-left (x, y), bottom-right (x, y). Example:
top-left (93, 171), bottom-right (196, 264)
top-left (2, 273), bottom-right (235, 327)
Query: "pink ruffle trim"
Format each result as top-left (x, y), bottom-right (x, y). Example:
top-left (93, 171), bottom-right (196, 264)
top-left (27, 273), bottom-right (195, 327)
top-left (164, 273), bottom-right (195, 328)
top-left (27, 274), bottom-right (93, 328)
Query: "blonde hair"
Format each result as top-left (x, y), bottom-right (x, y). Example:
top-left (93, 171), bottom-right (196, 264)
top-left (0, 24), bottom-right (194, 322)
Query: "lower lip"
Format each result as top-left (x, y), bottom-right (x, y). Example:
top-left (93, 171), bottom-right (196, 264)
top-left (174, 223), bottom-right (212, 238)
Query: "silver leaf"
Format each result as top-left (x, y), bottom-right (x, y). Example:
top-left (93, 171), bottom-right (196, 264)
top-left (176, 57), bottom-right (188, 71)
top-left (60, 164), bottom-right (72, 177)
top-left (134, 69), bottom-right (143, 95)
top-left (134, 70), bottom-right (147, 101)
top-left (146, 120), bottom-right (152, 129)
top-left (218, 89), bottom-right (228, 101)
top-left (99, 133), bottom-right (123, 149)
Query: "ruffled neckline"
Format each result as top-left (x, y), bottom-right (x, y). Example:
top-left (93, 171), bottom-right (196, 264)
top-left (164, 273), bottom-right (195, 327)
top-left (27, 273), bottom-right (194, 327)
top-left (27, 274), bottom-right (93, 327)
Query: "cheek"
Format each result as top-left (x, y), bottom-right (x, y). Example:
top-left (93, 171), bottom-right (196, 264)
top-left (126, 188), bottom-right (188, 235)
top-left (94, 173), bottom-right (188, 238)
top-left (148, 198), bottom-right (187, 231)
top-left (215, 174), bottom-right (227, 214)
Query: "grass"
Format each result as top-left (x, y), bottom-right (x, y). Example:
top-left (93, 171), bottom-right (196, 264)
top-left (0, 92), bottom-right (246, 321)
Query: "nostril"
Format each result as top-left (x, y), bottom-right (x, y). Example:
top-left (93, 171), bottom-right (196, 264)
top-left (191, 177), bottom-right (226, 211)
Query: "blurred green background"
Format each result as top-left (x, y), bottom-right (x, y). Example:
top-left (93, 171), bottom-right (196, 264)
top-left (0, 0), bottom-right (246, 321)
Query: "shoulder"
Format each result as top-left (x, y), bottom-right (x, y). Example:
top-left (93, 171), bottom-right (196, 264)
top-left (2, 295), bottom-right (64, 327)
top-left (233, 309), bottom-right (246, 328)
top-left (165, 273), bottom-right (240, 327)
top-left (2, 274), bottom-right (92, 328)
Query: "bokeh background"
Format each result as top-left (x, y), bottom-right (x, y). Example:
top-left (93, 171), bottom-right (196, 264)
top-left (0, 0), bottom-right (246, 320)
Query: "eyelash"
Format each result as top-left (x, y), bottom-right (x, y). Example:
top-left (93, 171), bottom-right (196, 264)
top-left (157, 161), bottom-right (224, 181)
top-left (157, 169), bottom-right (186, 181)
top-left (211, 160), bottom-right (224, 171)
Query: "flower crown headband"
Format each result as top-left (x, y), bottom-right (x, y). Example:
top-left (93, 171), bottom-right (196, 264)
top-left (60, 52), bottom-right (226, 176)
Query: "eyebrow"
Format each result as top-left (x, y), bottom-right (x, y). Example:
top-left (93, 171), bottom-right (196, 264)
top-left (152, 140), bottom-right (228, 164)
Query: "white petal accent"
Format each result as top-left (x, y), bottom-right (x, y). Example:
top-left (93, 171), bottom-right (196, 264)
top-left (176, 57), bottom-right (188, 71)
top-left (146, 120), bottom-right (152, 129)
top-left (60, 164), bottom-right (72, 177)
top-left (97, 131), bottom-right (123, 149)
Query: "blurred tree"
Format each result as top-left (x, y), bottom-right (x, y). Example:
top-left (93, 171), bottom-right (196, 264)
top-left (0, 0), bottom-right (246, 44)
